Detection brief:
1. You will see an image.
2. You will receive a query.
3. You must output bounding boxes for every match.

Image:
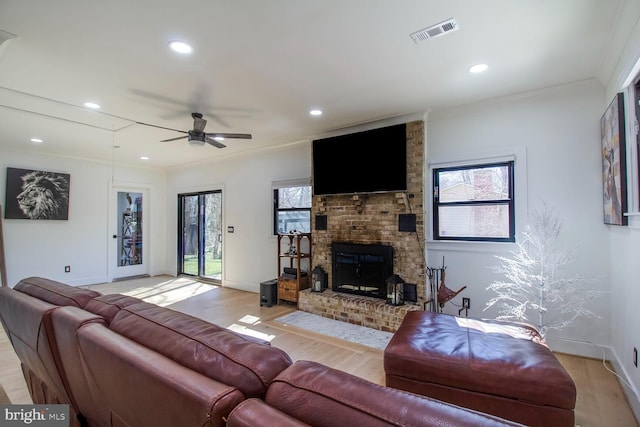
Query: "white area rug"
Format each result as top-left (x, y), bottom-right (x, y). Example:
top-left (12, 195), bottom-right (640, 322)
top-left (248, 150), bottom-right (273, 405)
top-left (275, 311), bottom-right (393, 350)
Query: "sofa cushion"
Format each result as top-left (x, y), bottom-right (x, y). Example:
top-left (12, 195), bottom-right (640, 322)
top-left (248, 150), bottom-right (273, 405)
top-left (227, 398), bottom-right (311, 427)
top-left (109, 302), bottom-right (293, 398)
top-left (84, 294), bottom-right (143, 324)
top-left (50, 306), bottom-right (110, 426)
top-left (76, 321), bottom-right (244, 427)
top-left (14, 277), bottom-right (100, 308)
top-left (265, 360), bottom-right (523, 427)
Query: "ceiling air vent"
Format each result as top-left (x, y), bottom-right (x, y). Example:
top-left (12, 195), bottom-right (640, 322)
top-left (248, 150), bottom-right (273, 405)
top-left (410, 18), bottom-right (458, 44)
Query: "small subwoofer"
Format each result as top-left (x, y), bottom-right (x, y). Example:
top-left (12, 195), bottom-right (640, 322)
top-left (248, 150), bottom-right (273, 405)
top-left (260, 279), bottom-right (278, 307)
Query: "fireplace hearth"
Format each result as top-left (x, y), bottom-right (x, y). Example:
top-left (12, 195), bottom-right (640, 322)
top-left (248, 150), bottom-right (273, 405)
top-left (331, 242), bottom-right (393, 299)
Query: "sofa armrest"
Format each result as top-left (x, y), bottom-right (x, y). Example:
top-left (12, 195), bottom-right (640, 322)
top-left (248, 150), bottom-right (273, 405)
top-left (227, 399), bottom-right (310, 427)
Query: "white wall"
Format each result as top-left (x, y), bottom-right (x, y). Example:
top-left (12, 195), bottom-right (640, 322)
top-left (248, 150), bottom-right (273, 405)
top-left (0, 151), bottom-right (167, 286)
top-left (608, 225), bottom-right (640, 405)
top-left (165, 143), bottom-right (312, 293)
top-left (602, 0), bottom-right (640, 414)
top-left (426, 80), bottom-right (612, 357)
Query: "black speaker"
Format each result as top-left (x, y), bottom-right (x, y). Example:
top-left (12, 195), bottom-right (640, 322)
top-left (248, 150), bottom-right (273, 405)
top-left (399, 214), bottom-right (416, 232)
top-left (315, 214), bottom-right (327, 230)
top-left (260, 279), bottom-right (278, 307)
top-left (403, 283), bottom-right (417, 303)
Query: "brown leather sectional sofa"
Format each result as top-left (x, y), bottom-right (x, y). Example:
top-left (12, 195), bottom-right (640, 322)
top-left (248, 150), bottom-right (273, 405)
top-left (0, 277), bottom-right (523, 427)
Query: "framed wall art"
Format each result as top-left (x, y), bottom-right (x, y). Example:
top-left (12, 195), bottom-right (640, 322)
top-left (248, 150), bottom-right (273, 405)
top-left (0, 205), bottom-right (6, 287)
top-left (4, 167), bottom-right (70, 220)
top-left (600, 93), bottom-right (628, 226)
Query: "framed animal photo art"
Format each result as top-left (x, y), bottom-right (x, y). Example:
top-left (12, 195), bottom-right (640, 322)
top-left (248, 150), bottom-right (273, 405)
top-left (4, 167), bottom-right (70, 220)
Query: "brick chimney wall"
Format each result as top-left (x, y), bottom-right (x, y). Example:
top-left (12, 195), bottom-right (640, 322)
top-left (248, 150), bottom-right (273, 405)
top-left (311, 120), bottom-right (426, 303)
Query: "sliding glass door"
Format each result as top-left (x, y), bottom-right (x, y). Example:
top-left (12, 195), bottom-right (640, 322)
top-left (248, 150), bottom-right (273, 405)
top-left (178, 190), bottom-right (222, 282)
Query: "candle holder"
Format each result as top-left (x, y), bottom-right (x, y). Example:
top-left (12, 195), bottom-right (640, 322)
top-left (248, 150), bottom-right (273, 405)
top-left (386, 274), bottom-right (405, 306)
top-left (311, 265), bottom-right (328, 292)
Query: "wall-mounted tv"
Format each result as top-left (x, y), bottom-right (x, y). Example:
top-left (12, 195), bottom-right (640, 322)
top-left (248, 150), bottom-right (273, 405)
top-left (312, 123), bottom-right (407, 196)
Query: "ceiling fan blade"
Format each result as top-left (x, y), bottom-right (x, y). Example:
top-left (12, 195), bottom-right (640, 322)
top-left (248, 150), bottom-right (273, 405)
top-left (136, 121), bottom-right (186, 133)
top-left (160, 135), bottom-right (188, 142)
top-left (206, 133), bottom-right (252, 139)
top-left (205, 137), bottom-right (226, 149)
top-left (193, 115), bottom-right (207, 132)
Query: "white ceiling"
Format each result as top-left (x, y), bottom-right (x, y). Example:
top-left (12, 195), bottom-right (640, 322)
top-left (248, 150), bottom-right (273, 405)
top-left (0, 0), bottom-right (631, 169)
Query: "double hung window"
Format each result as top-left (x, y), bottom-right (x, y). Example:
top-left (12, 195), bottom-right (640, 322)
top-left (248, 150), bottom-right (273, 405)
top-left (433, 161), bottom-right (515, 242)
top-left (273, 184), bottom-right (312, 235)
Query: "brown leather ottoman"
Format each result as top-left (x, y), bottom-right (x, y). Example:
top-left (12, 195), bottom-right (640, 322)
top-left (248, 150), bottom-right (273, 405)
top-left (383, 311), bottom-right (576, 427)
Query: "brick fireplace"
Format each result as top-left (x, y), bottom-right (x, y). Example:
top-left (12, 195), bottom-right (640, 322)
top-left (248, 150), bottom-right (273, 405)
top-left (304, 120), bottom-right (425, 332)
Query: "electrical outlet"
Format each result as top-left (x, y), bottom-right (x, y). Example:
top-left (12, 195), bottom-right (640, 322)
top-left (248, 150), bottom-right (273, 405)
top-left (462, 297), bottom-right (470, 309)
top-left (634, 347), bottom-right (638, 368)
top-left (64, 266), bottom-right (70, 273)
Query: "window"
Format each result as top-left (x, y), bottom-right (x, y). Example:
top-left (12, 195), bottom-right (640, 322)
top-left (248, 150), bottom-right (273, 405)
top-left (273, 185), bottom-right (312, 235)
top-left (433, 161), bottom-right (514, 242)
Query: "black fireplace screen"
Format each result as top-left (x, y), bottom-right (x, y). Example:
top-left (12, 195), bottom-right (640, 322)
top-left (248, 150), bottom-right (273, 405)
top-left (331, 242), bottom-right (393, 299)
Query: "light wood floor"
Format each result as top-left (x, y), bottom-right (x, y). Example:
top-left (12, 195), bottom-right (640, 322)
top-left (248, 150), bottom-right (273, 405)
top-left (1, 275), bottom-right (637, 426)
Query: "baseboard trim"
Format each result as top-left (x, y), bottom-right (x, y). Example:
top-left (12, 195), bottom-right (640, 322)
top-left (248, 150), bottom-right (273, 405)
top-left (63, 275), bottom-right (109, 287)
top-left (608, 348), bottom-right (640, 423)
top-left (221, 280), bottom-right (258, 294)
top-left (547, 336), bottom-right (640, 423)
top-left (112, 274), bottom-right (150, 282)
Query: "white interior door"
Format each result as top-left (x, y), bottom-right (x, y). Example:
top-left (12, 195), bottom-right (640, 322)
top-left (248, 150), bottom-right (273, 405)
top-left (109, 186), bottom-right (148, 280)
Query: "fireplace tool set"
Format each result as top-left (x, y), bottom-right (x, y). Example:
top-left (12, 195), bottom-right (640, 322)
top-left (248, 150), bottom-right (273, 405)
top-left (426, 257), bottom-right (467, 314)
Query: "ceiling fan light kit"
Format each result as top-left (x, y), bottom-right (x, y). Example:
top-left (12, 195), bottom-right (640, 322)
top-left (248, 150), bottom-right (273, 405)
top-left (188, 138), bottom-right (205, 147)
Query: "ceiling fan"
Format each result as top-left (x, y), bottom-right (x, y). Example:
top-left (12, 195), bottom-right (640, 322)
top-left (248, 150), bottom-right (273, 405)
top-left (159, 112), bottom-right (252, 148)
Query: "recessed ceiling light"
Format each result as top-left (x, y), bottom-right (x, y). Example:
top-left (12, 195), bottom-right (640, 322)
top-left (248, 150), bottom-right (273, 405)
top-left (309, 109), bottom-right (323, 116)
top-left (169, 40), bottom-right (193, 54)
top-left (213, 136), bottom-right (224, 142)
top-left (469, 63), bottom-right (488, 74)
top-left (30, 138), bottom-right (43, 143)
top-left (140, 156), bottom-right (150, 160)
top-left (84, 102), bottom-right (101, 109)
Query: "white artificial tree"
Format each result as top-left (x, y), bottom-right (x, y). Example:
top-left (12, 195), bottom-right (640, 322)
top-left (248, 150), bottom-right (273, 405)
top-left (484, 204), bottom-right (601, 338)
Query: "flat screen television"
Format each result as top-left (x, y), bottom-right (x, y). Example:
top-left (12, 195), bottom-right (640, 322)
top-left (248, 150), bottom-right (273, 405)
top-left (312, 123), bottom-right (407, 196)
